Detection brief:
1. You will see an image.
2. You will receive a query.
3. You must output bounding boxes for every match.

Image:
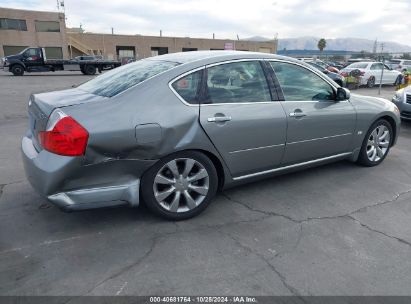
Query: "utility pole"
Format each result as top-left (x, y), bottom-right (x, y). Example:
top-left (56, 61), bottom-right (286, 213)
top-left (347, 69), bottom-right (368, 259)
top-left (378, 42), bottom-right (385, 95)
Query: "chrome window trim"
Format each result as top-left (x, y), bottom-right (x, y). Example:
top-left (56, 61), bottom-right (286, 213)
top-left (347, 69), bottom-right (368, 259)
top-left (202, 59), bottom-right (274, 105)
top-left (169, 58), bottom-right (277, 106)
top-left (168, 66), bottom-right (205, 107)
top-left (233, 152), bottom-right (352, 181)
top-left (265, 59), bottom-right (338, 93)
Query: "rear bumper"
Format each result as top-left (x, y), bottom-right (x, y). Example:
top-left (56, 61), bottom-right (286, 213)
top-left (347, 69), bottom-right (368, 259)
top-left (22, 134), bottom-right (156, 211)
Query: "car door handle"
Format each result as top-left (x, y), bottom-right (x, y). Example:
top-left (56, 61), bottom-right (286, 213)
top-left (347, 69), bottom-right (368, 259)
top-left (208, 116), bottom-right (232, 123)
top-left (289, 111), bottom-right (306, 118)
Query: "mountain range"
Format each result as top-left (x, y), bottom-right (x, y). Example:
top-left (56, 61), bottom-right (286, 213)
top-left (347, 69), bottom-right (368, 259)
top-left (245, 36), bottom-right (411, 53)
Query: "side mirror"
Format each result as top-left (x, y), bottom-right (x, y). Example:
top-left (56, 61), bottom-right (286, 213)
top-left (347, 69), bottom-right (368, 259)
top-left (336, 87), bottom-right (350, 101)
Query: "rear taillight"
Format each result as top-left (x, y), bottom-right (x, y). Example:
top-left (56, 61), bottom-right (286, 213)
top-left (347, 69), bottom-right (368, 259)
top-left (39, 110), bottom-right (88, 156)
top-left (360, 71), bottom-right (365, 76)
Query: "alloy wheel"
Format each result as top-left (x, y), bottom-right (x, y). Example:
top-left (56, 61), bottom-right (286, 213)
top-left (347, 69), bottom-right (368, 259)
top-left (153, 158), bottom-right (210, 213)
top-left (366, 125), bottom-right (390, 162)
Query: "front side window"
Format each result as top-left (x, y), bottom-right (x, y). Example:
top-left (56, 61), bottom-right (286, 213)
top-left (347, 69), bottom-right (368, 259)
top-left (25, 48), bottom-right (37, 56)
top-left (270, 61), bottom-right (335, 101)
top-left (171, 70), bottom-right (202, 104)
top-left (79, 59), bottom-right (180, 97)
top-left (204, 61), bottom-right (271, 104)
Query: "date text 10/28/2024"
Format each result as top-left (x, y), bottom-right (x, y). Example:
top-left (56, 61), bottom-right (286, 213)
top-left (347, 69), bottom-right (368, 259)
top-left (149, 296), bottom-right (257, 303)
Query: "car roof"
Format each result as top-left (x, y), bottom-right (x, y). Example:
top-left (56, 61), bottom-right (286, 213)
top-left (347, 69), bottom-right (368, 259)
top-left (145, 50), bottom-right (299, 65)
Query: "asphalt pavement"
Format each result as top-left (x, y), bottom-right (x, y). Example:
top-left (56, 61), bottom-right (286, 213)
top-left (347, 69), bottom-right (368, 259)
top-left (1, 70), bottom-right (410, 296)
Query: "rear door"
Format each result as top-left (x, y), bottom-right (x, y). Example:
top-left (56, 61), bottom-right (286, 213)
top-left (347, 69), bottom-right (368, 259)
top-left (370, 63), bottom-right (384, 84)
top-left (268, 60), bottom-right (356, 165)
top-left (198, 60), bottom-right (287, 178)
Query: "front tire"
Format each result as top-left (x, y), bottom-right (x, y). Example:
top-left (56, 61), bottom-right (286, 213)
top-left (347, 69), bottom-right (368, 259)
top-left (84, 65), bottom-right (96, 75)
top-left (357, 119), bottom-right (392, 167)
top-left (11, 64), bottom-right (24, 76)
top-left (141, 151), bottom-right (218, 220)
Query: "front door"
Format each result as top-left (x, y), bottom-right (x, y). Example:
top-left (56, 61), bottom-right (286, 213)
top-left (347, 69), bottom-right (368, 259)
top-left (22, 48), bottom-right (42, 68)
top-left (269, 61), bottom-right (356, 165)
top-left (199, 60), bottom-right (287, 177)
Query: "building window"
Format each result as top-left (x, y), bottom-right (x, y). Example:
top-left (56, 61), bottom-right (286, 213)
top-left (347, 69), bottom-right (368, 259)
top-left (182, 48), bottom-right (198, 52)
top-left (44, 47), bottom-right (63, 59)
top-left (0, 18), bottom-right (27, 31)
top-left (3, 45), bottom-right (28, 56)
top-left (151, 47), bottom-right (168, 56)
top-left (35, 21), bottom-right (60, 32)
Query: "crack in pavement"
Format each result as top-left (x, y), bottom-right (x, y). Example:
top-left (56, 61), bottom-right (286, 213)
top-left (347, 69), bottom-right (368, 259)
top-left (222, 188), bottom-right (411, 224)
top-left (0, 231), bottom-right (104, 255)
top-left (0, 180), bottom-right (25, 200)
top-left (83, 235), bottom-right (160, 296)
top-left (222, 189), bottom-right (411, 249)
top-left (0, 184), bottom-right (5, 200)
top-left (347, 215), bottom-right (411, 247)
top-left (82, 225), bottom-right (183, 296)
top-left (218, 228), bottom-right (309, 300)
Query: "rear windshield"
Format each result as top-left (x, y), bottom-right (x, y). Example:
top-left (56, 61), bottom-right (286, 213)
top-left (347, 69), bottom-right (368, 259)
top-left (78, 59), bottom-right (180, 97)
top-left (347, 63), bottom-right (368, 69)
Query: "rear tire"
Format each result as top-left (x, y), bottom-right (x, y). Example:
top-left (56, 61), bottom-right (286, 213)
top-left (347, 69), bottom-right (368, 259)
top-left (84, 65), bottom-right (96, 75)
top-left (141, 151), bottom-right (218, 220)
top-left (357, 119), bottom-right (392, 167)
top-left (11, 65), bottom-right (24, 76)
top-left (366, 76), bottom-right (375, 88)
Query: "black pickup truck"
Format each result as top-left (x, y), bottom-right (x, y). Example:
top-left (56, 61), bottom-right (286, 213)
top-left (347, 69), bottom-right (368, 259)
top-left (1, 47), bottom-right (121, 76)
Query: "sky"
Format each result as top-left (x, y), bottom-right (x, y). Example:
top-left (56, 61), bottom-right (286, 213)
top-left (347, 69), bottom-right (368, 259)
top-left (1, 0), bottom-right (410, 44)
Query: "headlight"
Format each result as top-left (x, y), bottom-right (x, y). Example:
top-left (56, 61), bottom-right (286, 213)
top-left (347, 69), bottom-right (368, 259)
top-left (392, 91), bottom-right (403, 103)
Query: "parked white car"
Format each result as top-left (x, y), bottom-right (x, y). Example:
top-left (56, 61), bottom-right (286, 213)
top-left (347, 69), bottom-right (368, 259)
top-left (387, 59), bottom-right (411, 72)
top-left (340, 62), bottom-right (402, 88)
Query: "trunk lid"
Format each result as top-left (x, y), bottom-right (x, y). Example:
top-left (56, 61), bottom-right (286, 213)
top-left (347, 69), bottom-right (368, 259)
top-left (28, 88), bottom-right (107, 151)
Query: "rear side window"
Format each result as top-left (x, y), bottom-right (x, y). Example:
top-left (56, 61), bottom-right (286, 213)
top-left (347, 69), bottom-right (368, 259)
top-left (370, 63), bottom-right (383, 70)
top-left (348, 63), bottom-right (368, 69)
top-left (171, 70), bottom-right (203, 104)
top-left (204, 61), bottom-right (271, 104)
top-left (79, 60), bottom-right (180, 97)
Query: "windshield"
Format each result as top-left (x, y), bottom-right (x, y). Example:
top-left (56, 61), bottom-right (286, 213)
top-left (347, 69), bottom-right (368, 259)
top-left (78, 59), bottom-right (180, 97)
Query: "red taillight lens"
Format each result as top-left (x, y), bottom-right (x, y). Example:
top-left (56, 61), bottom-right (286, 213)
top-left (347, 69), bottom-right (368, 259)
top-left (39, 116), bottom-right (89, 156)
top-left (360, 71), bottom-right (365, 76)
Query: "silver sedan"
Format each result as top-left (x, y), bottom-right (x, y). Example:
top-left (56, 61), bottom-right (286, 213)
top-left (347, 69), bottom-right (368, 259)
top-left (22, 51), bottom-right (401, 220)
top-left (392, 86), bottom-right (411, 120)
